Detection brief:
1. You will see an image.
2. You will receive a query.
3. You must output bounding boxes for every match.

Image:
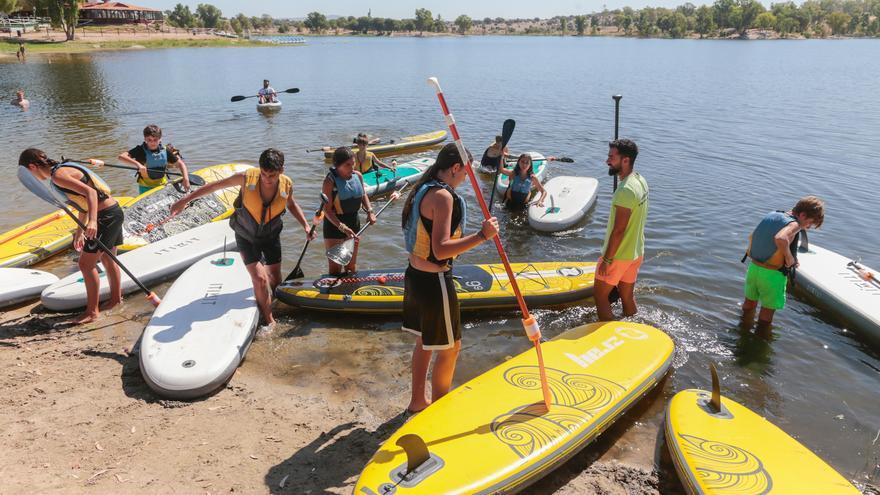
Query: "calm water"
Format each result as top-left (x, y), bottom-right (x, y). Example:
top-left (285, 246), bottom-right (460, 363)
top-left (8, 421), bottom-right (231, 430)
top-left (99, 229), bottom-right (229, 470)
top-left (2, 37), bottom-right (879, 491)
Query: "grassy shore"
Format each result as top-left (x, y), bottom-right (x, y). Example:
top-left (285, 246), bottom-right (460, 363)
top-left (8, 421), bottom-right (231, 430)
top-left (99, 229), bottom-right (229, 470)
top-left (0, 37), bottom-right (272, 56)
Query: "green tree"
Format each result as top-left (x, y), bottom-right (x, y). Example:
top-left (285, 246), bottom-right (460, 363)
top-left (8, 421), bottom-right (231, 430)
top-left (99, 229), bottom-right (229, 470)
top-left (827, 11), bottom-right (851, 34)
top-left (415, 8), bottom-right (433, 34)
top-left (433, 14), bottom-right (446, 32)
top-left (575, 14), bottom-right (587, 35)
top-left (234, 13), bottom-right (251, 32)
top-left (455, 14), bottom-right (472, 34)
top-left (42, 0), bottom-right (79, 40)
top-left (560, 16), bottom-right (568, 34)
top-left (260, 14), bottom-right (273, 31)
top-left (0, 0), bottom-right (18, 14)
top-left (637, 8), bottom-right (658, 35)
top-left (385, 18), bottom-right (398, 33)
top-left (737, 0), bottom-right (765, 33)
top-left (304, 11), bottom-right (328, 33)
top-left (713, 0), bottom-right (735, 28)
top-left (356, 16), bottom-right (371, 33)
top-left (755, 11), bottom-right (777, 30)
top-left (195, 4), bottom-right (222, 29)
top-left (277, 21), bottom-right (290, 34)
top-left (167, 3), bottom-right (195, 27)
top-left (590, 14), bottom-right (600, 33)
top-left (695, 5), bottom-right (716, 36)
top-left (777, 15), bottom-right (799, 35)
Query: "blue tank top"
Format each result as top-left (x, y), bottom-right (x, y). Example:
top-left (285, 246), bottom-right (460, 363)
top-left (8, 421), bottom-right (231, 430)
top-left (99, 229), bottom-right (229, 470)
top-left (330, 168), bottom-right (364, 215)
top-left (749, 211), bottom-right (797, 263)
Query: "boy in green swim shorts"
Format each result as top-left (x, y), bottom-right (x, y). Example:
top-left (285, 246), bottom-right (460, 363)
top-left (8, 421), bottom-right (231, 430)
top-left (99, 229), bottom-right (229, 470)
top-left (741, 196), bottom-right (825, 329)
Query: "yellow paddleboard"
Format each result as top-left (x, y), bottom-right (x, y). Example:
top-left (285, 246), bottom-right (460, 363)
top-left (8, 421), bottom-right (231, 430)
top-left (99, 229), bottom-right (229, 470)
top-left (276, 262), bottom-right (596, 314)
top-left (119, 163), bottom-right (251, 251)
top-left (0, 197), bottom-right (134, 268)
top-left (355, 321), bottom-right (674, 494)
top-left (666, 389), bottom-right (861, 495)
top-left (322, 130), bottom-right (448, 159)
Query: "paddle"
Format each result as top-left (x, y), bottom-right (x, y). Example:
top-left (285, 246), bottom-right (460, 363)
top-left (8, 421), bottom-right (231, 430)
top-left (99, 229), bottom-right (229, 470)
top-left (16, 167), bottom-right (161, 307)
top-left (504, 156), bottom-right (574, 164)
top-left (608, 94), bottom-right (623, 305)
top-left (325, 183), bottom-right (409, 267)
top-left (428, 77), bottom-right (552, 411)
top-left (230, 87), bottom-right (300, 102)
top-left (306, 136), bottom-right (393, 153)
top-left (284, 193), bottom-right (329, 282)
top-left (488, 120), bottom-right (516, 214)
top-left (72, 159), bottom-right (206, 187)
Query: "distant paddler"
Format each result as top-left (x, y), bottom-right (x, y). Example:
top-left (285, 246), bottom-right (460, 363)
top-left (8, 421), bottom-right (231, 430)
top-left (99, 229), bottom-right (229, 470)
top-left (353, 133), bottom-right (396, 174)
top-left (258, 79), bottom-right (277, 104)
top-left (479, 135), bottom-right (509, 172)
top-left (322, 147), bottom-right (376, 274)
top-left (19, 149), bottom-right (126, 324)
top-left (11, 90), bottom-right (29, 111)
top-left (118, 124), bottom-right (191, 195)
top-left (170, 149), bottom-right (314, 338)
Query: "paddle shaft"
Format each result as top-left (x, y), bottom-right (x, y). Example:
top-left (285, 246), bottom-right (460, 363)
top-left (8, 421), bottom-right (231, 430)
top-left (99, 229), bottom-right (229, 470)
top-left (428, 77), bottom-right (552, 411)
top-left (231, 87), bottom-right (299, 102)
top-left (612, 95), bottom-right (622, 192)
top-left (488, 120), bottom-right (515, 214)
top-left (285, 198), bottom-right (327, 281)
top-left (76, 159), bottom-right (197, 181)
top-left (354, 182), bottom-right (409, 237)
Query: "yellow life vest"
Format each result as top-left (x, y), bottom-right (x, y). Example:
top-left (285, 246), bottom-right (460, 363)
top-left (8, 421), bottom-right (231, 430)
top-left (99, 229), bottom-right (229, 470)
top-left (354, 150), bottom-right (377, 174)
top-left (230, 168), bottom-right (292, 241)
top-left (50, 162), bottom-right (113, 214)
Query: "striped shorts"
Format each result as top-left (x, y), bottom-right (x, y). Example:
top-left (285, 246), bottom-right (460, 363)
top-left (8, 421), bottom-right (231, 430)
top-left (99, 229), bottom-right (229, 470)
top-left (402, 264), bottom-right (461, 350)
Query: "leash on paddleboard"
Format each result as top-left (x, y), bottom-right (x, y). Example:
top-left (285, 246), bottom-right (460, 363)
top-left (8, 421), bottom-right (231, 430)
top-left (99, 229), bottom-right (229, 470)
top-left (230, 87), bottom-right (300, 102)
top-left (428, 76), bottom-right (553, 411)
top-left (284, 193), bottom-right (329, 282)
top-left (17, 167), bottom-right (161, 307)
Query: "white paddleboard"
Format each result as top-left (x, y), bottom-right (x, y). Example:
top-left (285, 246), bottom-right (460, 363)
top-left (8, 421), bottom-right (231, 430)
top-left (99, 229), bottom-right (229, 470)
top-left (0, 268), bottom-right (59, 309)
top-left (362, 157), bottom-right (434, 197)
top-left (139, 252), bottom-right (258, 399)
top-left (794, 243), bottom-right (880, 345)
top-left (495, 151), bottom-right (547, 197)
top-left (41, 220), bottom-right (236, 312)
top-left (528, 176), bottom-right (598, 232)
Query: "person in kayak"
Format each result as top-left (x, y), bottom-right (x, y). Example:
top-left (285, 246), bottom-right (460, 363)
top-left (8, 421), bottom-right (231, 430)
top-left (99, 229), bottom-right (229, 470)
top-left (11, 90), bottom-right (29, 111)
top-left (322, 147), bottom-right (376, 274)
top-left (170, 149), bottom-right (313, 337)
top-left (19, 148), bottom-right (125, 324)
top-left (741, 196), bottom-right (825, 330)
top-left (498, 153), bottom-right (547, 210)
top-left (118, 125), bottom-right (191, 195)
top-left (258, 80), bottom-right (277, 104)
top-left (401, 143), bottom-right (499, 415)
top-left (353, 133), bottom-right (396, 174)
top-left (479, 135), bottom-right (508, 172)
top-left (595, 139), bottom-right (649, 322)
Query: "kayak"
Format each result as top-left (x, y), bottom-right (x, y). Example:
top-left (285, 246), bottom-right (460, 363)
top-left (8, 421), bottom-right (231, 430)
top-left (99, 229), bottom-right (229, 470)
top-left (0, 268), bottom-right (59, 309)
top-left (495, 152), bottom-right (548, 198)
top-left (41, 220), bottom-right (236, 312)
top-left (275, 262), bottom-right (596, 314)
top-left (362, 157), bottom-right (434, 197)
top-left (667, 388), bottom-right (860, 494)
top-left (256, 100), bottom-right (282, 112)
top-left (793, 243), bottom-right (880, 347)
top-left (528, 176), bottom-right (598, 232)
top-left (322, 130), bottom-right (447, 159)
top-left (355, 321), bottom-right (674, 494)
top-left (140, 252), bottom-right (258, 400)
top-left (0, 197), bottom-right (134, 268)
top-left (120, 163), bottom-right (251, 251)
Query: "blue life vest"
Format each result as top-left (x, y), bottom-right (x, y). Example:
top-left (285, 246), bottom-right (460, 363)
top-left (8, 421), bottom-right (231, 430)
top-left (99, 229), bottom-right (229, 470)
top-left (746, 211), bottom-right (798, 269)
top-left (329, 168), bottom-right (364, 215)
top-left (404, 180), bottom-right (467, 266)
top-left (136, 144), bottom-right (171, 188)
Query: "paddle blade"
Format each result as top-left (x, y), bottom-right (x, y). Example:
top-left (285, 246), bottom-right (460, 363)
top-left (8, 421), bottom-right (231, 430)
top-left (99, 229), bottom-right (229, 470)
top-left (556, 157), bottom-right (574, 163)
top-left (286, 266), bottom-right (305, 281)
top-left (230, 95), bottom-right (246, 102)
top-left (327, 239), bottom-right (355, 267)
top-left (18, 167), bottom-right (63, 208)
top-left (187, 175), bottom-right (207, 187)
top-left (501, 119), bottom-right (516, 147)
top-left (284, 88), bottom-right (300, 94)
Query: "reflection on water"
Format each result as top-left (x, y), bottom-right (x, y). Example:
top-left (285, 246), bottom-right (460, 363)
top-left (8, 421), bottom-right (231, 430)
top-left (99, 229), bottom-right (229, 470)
top-left (1, 37), bottom-right (879, 488)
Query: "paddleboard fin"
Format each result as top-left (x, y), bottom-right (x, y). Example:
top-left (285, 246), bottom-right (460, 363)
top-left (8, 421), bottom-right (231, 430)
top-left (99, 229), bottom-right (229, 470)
top-left (710, 363), bottom-right (722, 414)
top-left (396, 434), bottom-right (429, 473)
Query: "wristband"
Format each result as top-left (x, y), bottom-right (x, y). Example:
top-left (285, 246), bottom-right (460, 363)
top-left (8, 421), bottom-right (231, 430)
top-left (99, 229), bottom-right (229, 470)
top-left (602, 256), bottom-right (613, 264)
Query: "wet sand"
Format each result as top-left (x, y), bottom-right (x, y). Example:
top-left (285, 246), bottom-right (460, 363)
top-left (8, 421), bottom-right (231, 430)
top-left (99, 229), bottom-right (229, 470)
top-left (1, 300), bottom-right (665, 494)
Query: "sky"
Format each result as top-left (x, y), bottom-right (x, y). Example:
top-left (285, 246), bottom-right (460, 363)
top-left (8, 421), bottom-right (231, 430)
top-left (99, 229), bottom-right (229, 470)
top-left (146, 0), bottom-right (698, 20)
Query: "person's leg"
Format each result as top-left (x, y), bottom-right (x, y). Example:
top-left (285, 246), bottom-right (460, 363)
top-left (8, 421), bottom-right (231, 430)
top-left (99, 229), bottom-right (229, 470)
top-left (408, 337), bottom-right (433, 413)
top-left (99, 248), bottom-right (122, 310)
top-left (594, 279), bottom-right (615, 321)
top-left (325, 239), bottom-right (344, 274)
top-left (263, 236), bottom-right (283, 292)
top-left (618, 281), bottom-right (637, 317)
top-left (757, 307), bottom-right (776, 325)
top-left (345, 238), bottom-right (360, 273)
top-left (266, 263), bottom-right (281, 293)
top-left (431, 340), bottom-right (462, 402)
top-left (245, 261), bottom-right (274, 325)
top-left (76, 251), bottom-right (103, 324)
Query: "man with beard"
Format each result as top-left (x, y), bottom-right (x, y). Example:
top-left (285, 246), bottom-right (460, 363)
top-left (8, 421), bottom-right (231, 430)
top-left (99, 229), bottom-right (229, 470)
top-left (595, 139), bottom-right (648, 321)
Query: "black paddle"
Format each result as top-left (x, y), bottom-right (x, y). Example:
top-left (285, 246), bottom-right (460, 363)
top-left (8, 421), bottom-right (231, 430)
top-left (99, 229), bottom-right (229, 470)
top-left (230, 87), bottom-right (300, 102)
top-left (504, 156), bottom-right (574, 164)
top-left (72, 159), bottom-right (206, 187)
top-left (284, 193), bottom-right (329, 282)
top-left (488, 119), bottom-right (516, 213)
top-left (608, 94), bottom-right (623, 304)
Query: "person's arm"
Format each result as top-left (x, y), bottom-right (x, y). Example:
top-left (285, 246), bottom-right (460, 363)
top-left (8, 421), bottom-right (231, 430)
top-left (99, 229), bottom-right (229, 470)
top-left (53, 170), bottom-right (100, 238)
top-left (498, 164), bottom-right (514, 176)
top-left (170, 173), bottom-right (243, 216)
top-left (775, 222), bottom-right (801, 268)
top-left (286, 192), bottom-right (314, 240)
top-left (73, 210), bottom-right (88, 251)
top-left (322, 177), bottom-right (356, 238)
top-left (118, 148), bottom-right (147, 179)
top-left (601, 205), bottom-right (633, 266)
top-left (372, 156), bottom-right (397, 171)
top-left (532, 176), bottom-right (547, 206)
top-left (427, 189), bottom-right (498, 260)
top-left (356, 172), bottom-right (377, 225)
top-left (172, 156), bottom-right (190, 191)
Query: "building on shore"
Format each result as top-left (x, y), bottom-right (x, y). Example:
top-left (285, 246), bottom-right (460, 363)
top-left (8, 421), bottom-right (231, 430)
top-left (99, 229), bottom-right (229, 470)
top-left (79, 1), bottom-right (164, 25)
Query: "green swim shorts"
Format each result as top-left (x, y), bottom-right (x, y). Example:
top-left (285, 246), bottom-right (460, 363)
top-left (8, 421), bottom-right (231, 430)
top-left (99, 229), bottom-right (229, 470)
top-left (744, 262), bottom-right (788, 310)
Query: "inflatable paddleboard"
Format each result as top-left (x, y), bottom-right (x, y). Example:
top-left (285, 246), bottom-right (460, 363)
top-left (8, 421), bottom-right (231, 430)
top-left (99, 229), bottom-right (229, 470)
top-left (256, 100), bottom-right (282, 112)
top-left (362, 157), bottom-right (434, 197)
top-left (0, 197), bottom-right (134, 268)
top-left (41, 220), bottom-right (236, 311)
top-left (120, 163), bottom-right (251, 251)
top-left (276, 262), bottom-right (596, 314)
top-left (495, 152), bottom-right (548, 197)
top-left (666, 388), bottom-right (861, 495)
top-left (793, 244), bottom-right (880, 346)
top-left (139, 252), bottom-right (258, 400)
top-left (0, 268), bottom-right (59, 309)
top-left (355, 321), bottom-right (674, 494)
top-left (322, 130), bottom-right (447, 159)
top-left (528, 176), bottom-right (598, 233)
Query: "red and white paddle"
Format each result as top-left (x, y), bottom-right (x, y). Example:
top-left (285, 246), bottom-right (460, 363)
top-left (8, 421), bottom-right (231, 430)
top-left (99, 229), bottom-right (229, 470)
top-left (427, 76), bottom-right (552, 411)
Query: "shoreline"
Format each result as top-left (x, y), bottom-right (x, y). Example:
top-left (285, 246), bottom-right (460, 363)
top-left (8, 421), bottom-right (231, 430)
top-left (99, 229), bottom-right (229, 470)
top-left (0, 37), bottom-right (272, 58)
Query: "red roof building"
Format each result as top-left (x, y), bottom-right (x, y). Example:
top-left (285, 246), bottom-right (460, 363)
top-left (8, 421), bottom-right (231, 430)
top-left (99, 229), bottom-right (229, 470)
top-left (79, 1), bottom-right (164, 24)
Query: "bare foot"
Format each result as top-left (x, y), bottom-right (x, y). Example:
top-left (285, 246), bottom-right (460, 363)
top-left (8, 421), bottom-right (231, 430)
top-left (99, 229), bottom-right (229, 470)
top-left (73, 312), bottom-right (100, 325)
top-left (99, 298), bottom-right (123, 313)
top-left (405, 400), bottom-right (431, 414)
